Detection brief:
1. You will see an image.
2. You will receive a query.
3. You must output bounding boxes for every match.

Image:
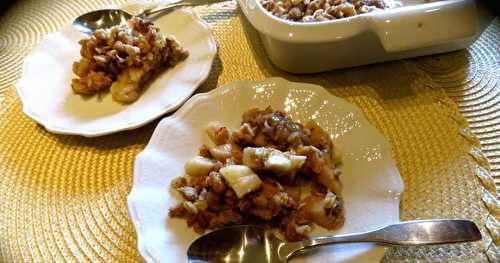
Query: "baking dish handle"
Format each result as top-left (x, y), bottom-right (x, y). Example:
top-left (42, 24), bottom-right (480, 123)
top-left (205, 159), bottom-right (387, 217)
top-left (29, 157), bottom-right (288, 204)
top-left (370, 0), bottom-right (477, 53)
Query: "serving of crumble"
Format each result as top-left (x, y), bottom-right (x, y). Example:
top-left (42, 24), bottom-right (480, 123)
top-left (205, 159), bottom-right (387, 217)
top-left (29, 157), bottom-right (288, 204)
top-left (169, 107), bottom-right (344, 241)
top-left (71, 17), bottom-right (189, 103)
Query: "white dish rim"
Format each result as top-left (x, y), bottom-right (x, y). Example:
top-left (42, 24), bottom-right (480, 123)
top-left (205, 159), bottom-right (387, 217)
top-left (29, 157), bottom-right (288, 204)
top-left (238, 0), bottom-right (477, 48)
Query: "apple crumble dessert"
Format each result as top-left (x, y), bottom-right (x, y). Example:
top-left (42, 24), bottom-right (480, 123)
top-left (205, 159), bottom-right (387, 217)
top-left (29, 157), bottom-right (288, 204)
top-left (261, 0), bottom-right (396, 22)
top-left (71, 17), bottom-right (189, 103)
top-left (169, 107), bottom-right (344, 241)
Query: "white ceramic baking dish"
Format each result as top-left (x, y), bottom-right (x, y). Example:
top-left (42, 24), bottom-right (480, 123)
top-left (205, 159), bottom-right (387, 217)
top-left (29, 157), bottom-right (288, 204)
top-left (237, 0), bottom-right (478, 73)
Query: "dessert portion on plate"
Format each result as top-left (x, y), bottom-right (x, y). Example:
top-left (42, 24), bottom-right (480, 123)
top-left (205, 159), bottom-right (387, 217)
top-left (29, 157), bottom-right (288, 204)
top-left (71, 17), bottom-right (189, 103)
top-left (261, 0), bottom-right (398, 22)
top-left (169, 107), bottom-right (344, 241)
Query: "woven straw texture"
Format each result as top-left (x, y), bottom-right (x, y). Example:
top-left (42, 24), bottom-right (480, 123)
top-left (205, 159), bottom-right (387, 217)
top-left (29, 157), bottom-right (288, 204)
top-left (0, 0), bottom-right (498, 262)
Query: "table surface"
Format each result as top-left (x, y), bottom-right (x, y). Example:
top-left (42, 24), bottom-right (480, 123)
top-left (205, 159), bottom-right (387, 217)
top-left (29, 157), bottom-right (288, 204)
top-left (0, 0), bottom-right (498, 262)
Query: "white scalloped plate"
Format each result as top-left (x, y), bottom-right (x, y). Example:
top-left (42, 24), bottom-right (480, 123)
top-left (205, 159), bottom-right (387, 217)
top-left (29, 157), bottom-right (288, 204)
top-left (15, 8), bottom-right (217, 137)
top-left (128, 78), bottom-right (404, 262)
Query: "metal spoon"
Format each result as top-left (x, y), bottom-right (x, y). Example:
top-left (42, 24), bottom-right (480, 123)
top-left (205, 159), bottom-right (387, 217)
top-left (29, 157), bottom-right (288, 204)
top-left (187, 219), bottom-right (481, 263)
top-left (73, 1), bottom-right (197, 34)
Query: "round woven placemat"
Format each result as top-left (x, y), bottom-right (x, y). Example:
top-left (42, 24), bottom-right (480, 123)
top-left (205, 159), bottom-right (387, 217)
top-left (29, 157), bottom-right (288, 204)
top-left (0, 0), bottom-right (498, 262)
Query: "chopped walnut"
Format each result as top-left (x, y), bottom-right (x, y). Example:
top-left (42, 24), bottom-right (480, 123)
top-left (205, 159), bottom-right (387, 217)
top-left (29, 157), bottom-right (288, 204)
top-left (209, 209), bottom-right (243, 229)
top-left (169, 203), bottom-right (187, 217)
top-left (207, 122), bottom-right (231, 145)
top-left (199, 144), bottom-right (212, 158)
top-left (207, 172), bottom-right (227, 194)
top-left (282, 213), bottom-right (311, 241)
top-left (176, 186), bottom-right (198, 201)
top-left (232, 123), bottom-right (256, 145)
top-left (171, 177), bottom-right (187, 189)
top-left (272, 191), bottom-right (295, 207)
top-left (297, 191), bottom-right (344, 230)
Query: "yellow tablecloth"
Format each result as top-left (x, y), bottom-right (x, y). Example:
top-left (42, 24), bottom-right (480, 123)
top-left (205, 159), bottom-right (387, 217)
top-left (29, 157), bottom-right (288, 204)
top-left (0, 0), bottom-right (498, 262)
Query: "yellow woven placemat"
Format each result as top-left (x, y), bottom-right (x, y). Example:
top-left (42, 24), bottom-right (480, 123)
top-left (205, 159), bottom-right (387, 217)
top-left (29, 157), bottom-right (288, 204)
top-left (0, 0), bottom-right (498, 262)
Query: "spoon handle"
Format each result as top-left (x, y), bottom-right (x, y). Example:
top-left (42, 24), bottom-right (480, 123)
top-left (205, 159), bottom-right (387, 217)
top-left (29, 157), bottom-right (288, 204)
top-left (138, 0), bottom-right (225, 18)
top-left (138, 1), bottom-right (194, 17)
top-left (280, 219), bottom-right (481, 261)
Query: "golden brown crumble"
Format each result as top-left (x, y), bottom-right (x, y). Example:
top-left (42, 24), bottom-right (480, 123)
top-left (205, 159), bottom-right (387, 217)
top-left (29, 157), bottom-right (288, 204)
top-left (261, 0), bottom-right (392, 22)
top-left (71, 17), bottom-right (188, 103)
top-left (169, 107), bottom-right (344, 241)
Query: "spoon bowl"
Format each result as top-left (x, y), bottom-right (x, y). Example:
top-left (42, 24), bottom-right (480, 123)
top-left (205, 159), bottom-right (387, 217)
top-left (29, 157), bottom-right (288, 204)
top-left (188, 225), bottom-right (282, 263)
top-left (73, 9), bottom-right (133, 34)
